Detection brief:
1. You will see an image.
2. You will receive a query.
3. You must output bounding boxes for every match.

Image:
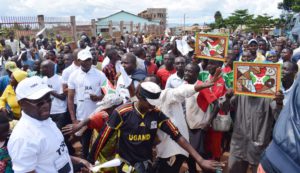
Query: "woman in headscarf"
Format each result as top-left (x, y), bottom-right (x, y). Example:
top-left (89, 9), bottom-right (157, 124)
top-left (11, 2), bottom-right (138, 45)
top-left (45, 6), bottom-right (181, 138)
top-left (0, 69), bottom-right (27, 119)
top-left (264, 50), bottom-right (279, 63)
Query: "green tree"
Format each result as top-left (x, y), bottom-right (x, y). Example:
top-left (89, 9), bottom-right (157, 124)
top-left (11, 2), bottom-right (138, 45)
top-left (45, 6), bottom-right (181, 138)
top-left (278, 0), bottom-right (300, 12)
top-left (231, 9), bottom-right (254, 28)
top-left (223, 16), bottom-right (240, 32)
top-left (214, 11), bottom-right (222, 22)
top-left (246, 14), bottom-right (274, 34)
top-left (215, 11), bottom-right (225, 28)
top-left (0, 28), bottom-right (11, 37)
top-left (208, 9), bottom-right (278, 33)
top-left (273, 18), bottom-right (286, 28)
top-left (292, 0), bottom-right (300, 12)
top-left (221, 9), bottom-right (253, 32)
top-left (278, 0), bottom-right (294, 11)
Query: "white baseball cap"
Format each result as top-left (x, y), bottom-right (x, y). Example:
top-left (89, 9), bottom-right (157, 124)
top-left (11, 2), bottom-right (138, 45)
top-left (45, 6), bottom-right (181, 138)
top-left (16, 76), bottom-right (53, 101)
top-left (96, 93), bottom-right (123, 111)
top-left (248, 39), bottom-right (258, 45)
top-left (140, 82), bottom-right (161, 106)
top-left (78, 49), bottom-right (92, 61)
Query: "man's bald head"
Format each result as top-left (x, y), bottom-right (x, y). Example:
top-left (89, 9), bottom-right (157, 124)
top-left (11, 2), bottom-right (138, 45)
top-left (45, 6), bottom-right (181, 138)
top-left (40, 60), bottom-right (55, 77)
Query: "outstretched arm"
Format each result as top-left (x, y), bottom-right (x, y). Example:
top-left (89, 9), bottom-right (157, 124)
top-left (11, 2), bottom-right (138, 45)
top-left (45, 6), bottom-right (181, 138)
top-left (176, 136), bottom-right (224, 171)
top-left (159, 116), bottom-right (224, 171)
top-left (62, 118), bottom-right (89, 135)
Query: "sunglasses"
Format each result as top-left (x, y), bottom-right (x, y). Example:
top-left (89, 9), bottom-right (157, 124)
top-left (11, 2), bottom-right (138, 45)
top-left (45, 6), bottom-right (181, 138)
top-left (23, 93), bottom-right (52, 107)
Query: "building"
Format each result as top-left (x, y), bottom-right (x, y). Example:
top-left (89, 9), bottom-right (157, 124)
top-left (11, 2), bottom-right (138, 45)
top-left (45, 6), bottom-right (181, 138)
top-left (138, 8), bottom-right (167, 30)
top-left (170, 25), bottom-right (211, 35)
top-left (96, 10), bottom-right (160, 37)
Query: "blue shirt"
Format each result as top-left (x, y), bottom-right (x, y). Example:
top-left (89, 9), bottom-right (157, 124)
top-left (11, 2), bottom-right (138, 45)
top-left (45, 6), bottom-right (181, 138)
top-left (21, 59), bottom-right (34, 70)
top-left (0, 75), bottom-right (10, 94)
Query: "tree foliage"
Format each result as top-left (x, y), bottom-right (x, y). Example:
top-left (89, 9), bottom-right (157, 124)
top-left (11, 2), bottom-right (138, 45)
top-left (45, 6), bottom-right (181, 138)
top-left (213, 11), bottom-right (226, 29)
top-left (246, 14), bottom-right (274, 33)
top-left (209, 9), bottom-right (283, 34)
top-left (278, 0), bottom-right (300, 12)
top-left (278, 0), bottom-right (294, 11)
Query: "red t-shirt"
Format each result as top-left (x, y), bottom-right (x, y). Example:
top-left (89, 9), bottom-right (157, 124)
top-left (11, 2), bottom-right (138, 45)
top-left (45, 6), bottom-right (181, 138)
top-left (156, 68), bottom-right (176, 89)
top-left (147, 62), bottom-right (158, 75)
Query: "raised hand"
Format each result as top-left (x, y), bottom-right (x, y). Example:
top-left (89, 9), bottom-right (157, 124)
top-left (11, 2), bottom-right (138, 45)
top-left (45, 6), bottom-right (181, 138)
top-left (210, 67), bottom-right (223, 83)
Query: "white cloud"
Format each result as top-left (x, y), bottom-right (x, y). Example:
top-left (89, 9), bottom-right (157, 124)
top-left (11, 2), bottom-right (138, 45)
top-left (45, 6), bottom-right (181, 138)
top-left (0, 0), bottom-right (283, 25)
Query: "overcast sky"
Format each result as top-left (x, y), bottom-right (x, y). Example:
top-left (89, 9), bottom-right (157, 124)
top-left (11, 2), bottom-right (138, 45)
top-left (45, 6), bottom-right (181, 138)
top-left (0, 0), bottom-right (283, 26)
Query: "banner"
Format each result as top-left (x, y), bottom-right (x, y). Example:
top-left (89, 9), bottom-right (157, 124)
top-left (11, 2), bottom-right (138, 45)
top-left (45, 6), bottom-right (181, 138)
top-left (195, 33), bottom-right (228, 62)
top-left (233, 62), bottom-right (281, 98)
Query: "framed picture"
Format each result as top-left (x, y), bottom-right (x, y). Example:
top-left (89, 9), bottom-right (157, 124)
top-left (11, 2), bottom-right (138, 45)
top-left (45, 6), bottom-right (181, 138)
top-left (195, 33), bottom-right (228, 62)
top-left (233, 62), bottom-right (281, 98)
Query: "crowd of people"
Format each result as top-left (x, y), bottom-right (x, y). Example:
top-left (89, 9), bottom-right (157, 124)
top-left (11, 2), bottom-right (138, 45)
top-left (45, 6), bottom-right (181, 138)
top-left (0, 29), bottom-right (299, 173)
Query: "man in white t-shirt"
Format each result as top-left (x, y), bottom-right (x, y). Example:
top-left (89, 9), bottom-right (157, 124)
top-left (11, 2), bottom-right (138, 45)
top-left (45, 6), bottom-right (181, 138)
top-left (61, 50), bottom-right (81, 156)
top-left (41, 60), bottom-right (67, 129)
top-left (116, 53), bottom-right (146, 103)
top-left (62, 49), bottom-right (80, 95)
top-left (5, 32), bottom-right (19, 55)
top-left (68, 49), bottom-right (107, 159)
top-left (7, 76), bottom-right (90, 173)
top-left (165, 56), bottom-right (186, 89)
top-left (133, 46), bottom-right (147, 72)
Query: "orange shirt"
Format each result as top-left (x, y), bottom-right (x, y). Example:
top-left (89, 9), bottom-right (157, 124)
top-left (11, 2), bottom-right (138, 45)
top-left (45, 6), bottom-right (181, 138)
top-left (88, 111), bottom-right (109, 131)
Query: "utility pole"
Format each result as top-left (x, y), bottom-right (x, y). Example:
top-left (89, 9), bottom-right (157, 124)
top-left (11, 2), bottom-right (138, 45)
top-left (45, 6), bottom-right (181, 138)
top-left (183, 13), bottom-right (185, 35)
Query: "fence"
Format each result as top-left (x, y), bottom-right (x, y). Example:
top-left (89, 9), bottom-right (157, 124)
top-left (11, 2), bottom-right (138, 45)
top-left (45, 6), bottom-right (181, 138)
top-left (0, 15), bottom-right (164, 43)
top-left (0, 15), bottom-right (95, 42)
top-left (96, 20), bottom-right (164, 40)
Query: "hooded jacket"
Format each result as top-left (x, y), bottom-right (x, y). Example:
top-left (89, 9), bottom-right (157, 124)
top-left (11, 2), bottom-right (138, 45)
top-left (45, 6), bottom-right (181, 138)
top-left (264, 74), bottom-right (300, 173)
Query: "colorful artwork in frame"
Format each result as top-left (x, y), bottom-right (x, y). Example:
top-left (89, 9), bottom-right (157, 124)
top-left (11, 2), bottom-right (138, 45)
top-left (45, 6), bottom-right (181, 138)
top-left (195, 33), bottom-right (228, 62)
top-left (233, 62), bottom-right (281, 98)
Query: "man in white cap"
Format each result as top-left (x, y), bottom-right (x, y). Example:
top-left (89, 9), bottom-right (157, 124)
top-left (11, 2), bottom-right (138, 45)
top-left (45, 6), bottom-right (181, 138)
top-left (89, 81), bottom-right (224, 173)
top-left (248, 39), bottom-right (265, 63)
top-left (6, 77), bottom-right (72, 172)
top-left (68, 49), bottom-right (107, 159)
